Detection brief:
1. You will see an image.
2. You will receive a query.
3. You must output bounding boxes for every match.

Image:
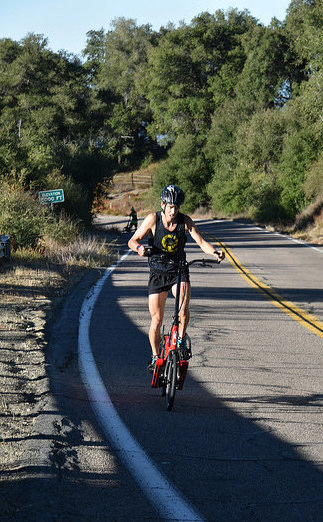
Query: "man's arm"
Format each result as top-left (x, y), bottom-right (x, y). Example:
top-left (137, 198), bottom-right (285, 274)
top-left (128, 212), bottom-right (156, 256)
top-left (185, 216), bottom-right (225, 261)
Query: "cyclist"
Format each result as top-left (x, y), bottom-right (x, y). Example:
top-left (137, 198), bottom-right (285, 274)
top-left (128, 206), bottom-right (138, 231)
top-left (128, 185), bottom-right (225, 372)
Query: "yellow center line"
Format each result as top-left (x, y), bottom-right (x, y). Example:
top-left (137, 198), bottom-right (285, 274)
top-left (203, 231), bottom-right (323, 339)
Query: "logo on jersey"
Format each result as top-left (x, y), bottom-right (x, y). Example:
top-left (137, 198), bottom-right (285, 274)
top-left (162, 234), bottom-right (179, 252)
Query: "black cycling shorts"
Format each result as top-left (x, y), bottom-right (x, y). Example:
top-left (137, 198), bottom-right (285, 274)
top-left (148, 269), bottom-right (190, 295)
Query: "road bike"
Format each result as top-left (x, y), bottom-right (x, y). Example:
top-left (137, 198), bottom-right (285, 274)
top-left (148, 255), bottom-right (220, 411)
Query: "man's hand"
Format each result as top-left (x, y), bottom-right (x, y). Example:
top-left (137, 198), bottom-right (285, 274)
top-left (213, 249), bottom-right (225, 262)
top-left (137, 244), bottom-right (146, 256)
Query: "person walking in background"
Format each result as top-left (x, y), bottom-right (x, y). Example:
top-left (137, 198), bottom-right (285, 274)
top-left (129, 206), bottom-right (138, 231)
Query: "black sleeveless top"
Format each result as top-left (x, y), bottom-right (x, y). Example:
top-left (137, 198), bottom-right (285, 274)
top-left (148, 211), bottom-right (187, 271)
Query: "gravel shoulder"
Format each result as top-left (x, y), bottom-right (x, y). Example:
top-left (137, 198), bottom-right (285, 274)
top-left (0, 230), bottom-right (154, 521)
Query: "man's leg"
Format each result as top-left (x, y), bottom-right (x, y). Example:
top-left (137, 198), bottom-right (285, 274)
top-left (148, 291), bottom-right (168, 356)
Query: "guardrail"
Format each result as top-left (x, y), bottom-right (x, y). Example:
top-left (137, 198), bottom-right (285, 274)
top-left (0, 235), bottom-right (11, 261)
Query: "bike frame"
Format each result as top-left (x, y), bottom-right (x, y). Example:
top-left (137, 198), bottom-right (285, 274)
top-left (151, 258), bottom-right (220, 406)
top-left (151, 260), bottom-right (189, 391)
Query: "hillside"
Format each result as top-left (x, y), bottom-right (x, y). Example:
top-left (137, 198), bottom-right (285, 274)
top-left (95, 163), bottom-right (158, 217)
top-left (95, 164), bottom-right (322, 245)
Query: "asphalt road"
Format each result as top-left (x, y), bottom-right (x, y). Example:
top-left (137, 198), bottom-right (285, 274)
top-left (84, 218), bottom-right (323, 521)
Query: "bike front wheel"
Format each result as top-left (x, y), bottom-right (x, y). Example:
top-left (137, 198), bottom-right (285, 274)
top-left (165, 351), bottom-right (178, 411)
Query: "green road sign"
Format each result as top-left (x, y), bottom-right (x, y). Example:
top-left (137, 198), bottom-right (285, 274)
top-left (39, 189), bottom-right (64, 204)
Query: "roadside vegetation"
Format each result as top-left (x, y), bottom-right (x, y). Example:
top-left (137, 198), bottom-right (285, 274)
top-left (0, 0), bottom-right (322, 267)
top-left (0, 179), bottom-right (117, 274)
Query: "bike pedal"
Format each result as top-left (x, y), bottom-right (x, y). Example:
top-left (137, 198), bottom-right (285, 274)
top-left (179, 348), bottom-right (192, 361)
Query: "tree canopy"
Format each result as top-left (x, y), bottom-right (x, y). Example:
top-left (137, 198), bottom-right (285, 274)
top-left (0, 0), bottom-right (322, 228)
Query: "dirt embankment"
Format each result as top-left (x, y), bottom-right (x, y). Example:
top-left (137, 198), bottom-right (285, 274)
top-left (0, 264), bottom-right (68, 468)
top-left (0, 261), bottom-right (86, 518)
top-left (0, 230), bottom-right (142, 521)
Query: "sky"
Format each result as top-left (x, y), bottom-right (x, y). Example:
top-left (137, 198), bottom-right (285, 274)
top-left (1, 0), bottom-right (292, 57)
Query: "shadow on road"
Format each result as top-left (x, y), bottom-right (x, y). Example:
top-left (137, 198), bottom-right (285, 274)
top-left (89, 255), bottom-right (322, 522)
top-left (1, 223), bottom-right (321, 521)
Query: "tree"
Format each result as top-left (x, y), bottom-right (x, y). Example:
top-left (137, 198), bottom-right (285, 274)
top-left (0, 34), bottom-right (110, 224)
top-left (286, 0), bottom-right (323, 71)
top-left (153, 134), bottom-right (211, 211)
top-left (235, 20), bottom-right (304, 110)
top-left (235, 108), bottom-right (286, 220)
top-left (205, 98), bottom-right (251, 215)
top-left (0, 34), bottom-right (89, 181)
top-left (278, 0), bottom-right (323, 217)
top-left (83, 18), bottom-right (159, 167)
top-left (146, 10), bottom-right (257, 141)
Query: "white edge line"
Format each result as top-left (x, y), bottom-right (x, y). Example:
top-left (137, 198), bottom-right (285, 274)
top-left (234, 222), bottom-right (323, 253)
top-left (198, 220), bottom-right (323, 253)
top-left (272, 231), bottom-right (323, 253)
top-left (78, 249), bottom-right (204, 522)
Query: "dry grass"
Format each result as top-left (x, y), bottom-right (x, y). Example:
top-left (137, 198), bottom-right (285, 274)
top-left (0, 232), bottom-right (118, 304)
top-left (95, 163), bottom-right (158, 217)
top-left (0, 258), bottom-right (65, 300)
top-left (0, 227), bottom-right (122, 478)
top-left (292, 222), bottom-right (323, 244)
top-left (290, 196), bottom-right (323, 245)
top-left (42, 234), bottom-right (116, 268)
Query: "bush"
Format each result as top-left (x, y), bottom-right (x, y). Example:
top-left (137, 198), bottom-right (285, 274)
top-left (152, 135), bottom-right (211, 212)
top-left (43, 169), bottom-right (92, 226)
top-left (44, 211), bottom-right (81, 245)
top-left (0, 181), bottom-right (52, 249)
top-left (0, 180), bottom-right (81, 249)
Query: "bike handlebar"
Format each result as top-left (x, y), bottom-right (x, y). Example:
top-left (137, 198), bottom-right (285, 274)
top-left (143, 248), bottom-right (220, 267)
top-left (187, 258), bottom-right (220, 267)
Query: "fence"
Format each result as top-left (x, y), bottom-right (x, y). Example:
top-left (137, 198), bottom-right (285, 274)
top-left (113, 172), bottom-right (153, 188)
top-left (0, 235), bottom-right (11, 261)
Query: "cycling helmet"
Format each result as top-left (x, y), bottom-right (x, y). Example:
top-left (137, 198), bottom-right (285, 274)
top-left (160, 185), bottom-right (185, 207)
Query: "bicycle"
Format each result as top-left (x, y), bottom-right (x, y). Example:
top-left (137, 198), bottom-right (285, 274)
top-left (147, 254), bottom-right (220, 411)
top-left (122, 219), bottom-right (133, 233)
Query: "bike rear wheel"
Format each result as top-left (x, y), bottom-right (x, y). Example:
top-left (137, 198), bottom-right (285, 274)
top-left (166, 351), bottom-right (178, 411)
